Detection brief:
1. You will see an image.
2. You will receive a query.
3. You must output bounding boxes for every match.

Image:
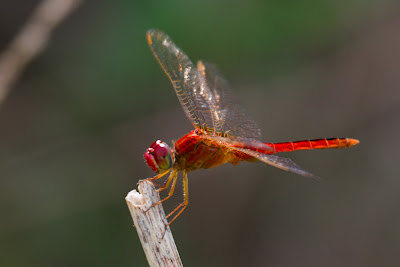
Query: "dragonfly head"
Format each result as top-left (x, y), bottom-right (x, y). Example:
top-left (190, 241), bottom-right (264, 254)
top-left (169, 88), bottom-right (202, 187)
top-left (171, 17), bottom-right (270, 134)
top-left (144, 140), bottom-right (174, 173)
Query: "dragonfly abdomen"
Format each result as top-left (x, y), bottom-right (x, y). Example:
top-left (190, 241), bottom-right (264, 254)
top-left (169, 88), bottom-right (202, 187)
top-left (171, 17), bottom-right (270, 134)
top-left (266, 138), bottom-right (359, 153)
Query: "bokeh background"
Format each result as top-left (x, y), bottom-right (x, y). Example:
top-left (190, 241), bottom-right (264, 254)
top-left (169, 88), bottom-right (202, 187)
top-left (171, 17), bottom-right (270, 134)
top-left (1, 0), bottom-right (399, 266)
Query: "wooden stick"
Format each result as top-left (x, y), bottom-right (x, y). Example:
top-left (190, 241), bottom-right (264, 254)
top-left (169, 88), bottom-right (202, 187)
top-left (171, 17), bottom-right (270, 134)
top-left (126, 180), bottom-right (183, 267)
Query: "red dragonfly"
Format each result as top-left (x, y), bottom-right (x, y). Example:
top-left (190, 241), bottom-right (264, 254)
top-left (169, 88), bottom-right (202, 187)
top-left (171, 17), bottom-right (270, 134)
top-left (144, 29), bottom-right (359, 226)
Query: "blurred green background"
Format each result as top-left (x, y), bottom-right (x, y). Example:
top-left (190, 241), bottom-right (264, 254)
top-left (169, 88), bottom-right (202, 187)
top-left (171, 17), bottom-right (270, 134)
top-left (1, 0), bottom-right (399, 266)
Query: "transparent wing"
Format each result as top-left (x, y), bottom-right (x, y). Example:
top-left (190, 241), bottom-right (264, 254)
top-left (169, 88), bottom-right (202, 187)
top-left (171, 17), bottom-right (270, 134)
top-left (147, 29), bottom-right (215, 131)
top-left (147, 29), bottom-right (261, 139)
top-left (202, 135), bottom-right (274, 154)
top-left (197, 61), bottom-right (261, 140)
top-left (231, 147), bottom-right (316, 178)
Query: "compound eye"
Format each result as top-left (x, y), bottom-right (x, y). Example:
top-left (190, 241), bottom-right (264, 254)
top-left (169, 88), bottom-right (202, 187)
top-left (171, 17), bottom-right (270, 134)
top-left (144, 148), bottom-right (158, 172)
top-left (144, 140), bottom-right (173, 173)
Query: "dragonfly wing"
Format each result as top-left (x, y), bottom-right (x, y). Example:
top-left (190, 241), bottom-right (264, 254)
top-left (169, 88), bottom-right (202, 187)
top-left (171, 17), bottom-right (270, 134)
top-left (197, 61), bottom-right (261, 140)
top-left (147, 29), bottom-right (215, 131)
top-left (231, 147), bottom-right (316, 178)
top-left (203, 135), bottom-right (274, 153)
top-left (147, 29), bottom-right (261, 138)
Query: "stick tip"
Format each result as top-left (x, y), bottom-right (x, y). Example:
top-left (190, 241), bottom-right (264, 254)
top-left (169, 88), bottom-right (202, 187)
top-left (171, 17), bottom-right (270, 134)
top-left (126, 190), bottom-right (145, 206)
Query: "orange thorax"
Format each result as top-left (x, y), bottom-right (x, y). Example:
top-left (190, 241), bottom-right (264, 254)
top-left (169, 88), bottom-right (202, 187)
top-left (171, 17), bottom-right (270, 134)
top-left (174, 130), bottom-right (250, 171)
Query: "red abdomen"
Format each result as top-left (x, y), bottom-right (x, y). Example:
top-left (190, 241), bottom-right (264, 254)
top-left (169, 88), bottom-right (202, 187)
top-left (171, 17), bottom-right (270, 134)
top-left (174, 131), bottom-right (359, 171)
top-left (266, 138), bottom-right (359, 153)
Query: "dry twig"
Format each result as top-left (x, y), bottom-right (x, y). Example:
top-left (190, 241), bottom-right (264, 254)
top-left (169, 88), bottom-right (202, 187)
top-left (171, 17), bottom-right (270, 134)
top-left (126, 180), bottom-right (183, 267)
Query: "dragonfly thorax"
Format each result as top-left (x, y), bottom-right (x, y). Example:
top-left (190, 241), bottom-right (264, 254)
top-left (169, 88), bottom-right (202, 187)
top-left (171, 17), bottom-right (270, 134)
top-left (144, 140), bottom-right (174, 173)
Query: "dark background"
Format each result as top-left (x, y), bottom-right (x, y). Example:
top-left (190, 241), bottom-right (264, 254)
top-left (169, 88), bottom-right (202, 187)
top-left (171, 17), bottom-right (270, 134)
top-left (1, 1), bottom-right (399, 266)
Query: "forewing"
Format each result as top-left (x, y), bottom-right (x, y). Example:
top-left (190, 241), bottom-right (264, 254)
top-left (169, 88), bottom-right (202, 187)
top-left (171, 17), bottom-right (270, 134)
top-left (232, 147), bottom-right (316, 178)
top-left (147, 29), bottom-right (214, 131)
top-left (197, 61), bottom-right (261, 140)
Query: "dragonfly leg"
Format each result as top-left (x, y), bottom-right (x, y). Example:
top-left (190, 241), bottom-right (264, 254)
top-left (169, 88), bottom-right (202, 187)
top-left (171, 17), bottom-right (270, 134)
top-left (145, 169), bottom-right (179, 212)
top-left (157, 169), bottom-right (176, 193)
top-left (146, 169), bottom-right (170, 182)
top-left (143, 169), bottom-right (171, 188)
top-left (165, 171), bottom-right (189, 227)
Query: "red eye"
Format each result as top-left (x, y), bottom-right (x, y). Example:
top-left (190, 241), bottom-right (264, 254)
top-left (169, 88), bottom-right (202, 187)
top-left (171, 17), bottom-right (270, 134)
top-left (144, 140), bottom-right (173, 173)
top-left (144, 148), bottom-right (159, 172)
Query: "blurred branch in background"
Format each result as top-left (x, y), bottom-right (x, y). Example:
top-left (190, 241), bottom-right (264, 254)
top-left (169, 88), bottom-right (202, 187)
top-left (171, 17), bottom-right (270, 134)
top-left (0, 0), bottom-right (82, 106)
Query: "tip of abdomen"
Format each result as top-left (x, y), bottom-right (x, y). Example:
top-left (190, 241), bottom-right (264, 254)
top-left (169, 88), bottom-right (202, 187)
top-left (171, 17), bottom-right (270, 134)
top-left (348, 138), bottom-right (360, 147)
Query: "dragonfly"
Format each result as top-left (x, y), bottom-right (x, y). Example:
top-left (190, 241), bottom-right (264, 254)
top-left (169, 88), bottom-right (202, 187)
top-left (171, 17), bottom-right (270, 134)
top-left (144, 29), bottom-right (359, 226)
